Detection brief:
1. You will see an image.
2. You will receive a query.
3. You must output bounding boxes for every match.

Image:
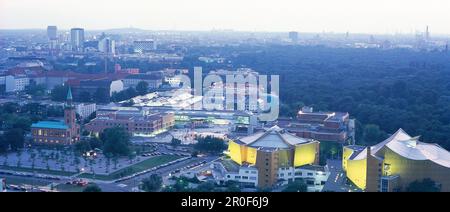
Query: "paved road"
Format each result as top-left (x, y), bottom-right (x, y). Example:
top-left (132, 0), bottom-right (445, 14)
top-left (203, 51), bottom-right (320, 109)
top-left (322, 159), bottom-right (361, 192)
top-left (0, 174), bottom-right (59, 192)
top-left (94, 155), bottom-right (219, 192)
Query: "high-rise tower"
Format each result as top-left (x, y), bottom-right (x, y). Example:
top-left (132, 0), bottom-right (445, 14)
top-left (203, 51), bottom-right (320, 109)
top-left (70, 28), bottom-right (85, 52)
top-left (47, 26), bottom-right (58, 40)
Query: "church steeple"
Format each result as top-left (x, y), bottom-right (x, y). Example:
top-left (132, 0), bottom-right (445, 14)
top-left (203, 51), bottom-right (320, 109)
top-left (66, 87), bottom-right (73, 108)
top-left (64, 86), bottom-right (79, 144)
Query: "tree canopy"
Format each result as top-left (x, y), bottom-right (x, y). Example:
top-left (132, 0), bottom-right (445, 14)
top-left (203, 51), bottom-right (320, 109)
top-left (194, 136), bottom-right (227, 153)
top-left (136, 81), bottom-right (149, 95)
top-left (141, 174), bottom-right (163, 192)
top-left (101, 127), bottom-right (131, 157)
top-left (282, 179), bottom-right (308, 192)
top-left (406, 178), bottom-right (441, 192)
top-left (83, 184), bottom-right (102, 192)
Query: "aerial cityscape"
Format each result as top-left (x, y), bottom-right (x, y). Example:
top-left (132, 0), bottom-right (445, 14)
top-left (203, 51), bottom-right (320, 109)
top-left (1, 0), bottom-right (450, 196)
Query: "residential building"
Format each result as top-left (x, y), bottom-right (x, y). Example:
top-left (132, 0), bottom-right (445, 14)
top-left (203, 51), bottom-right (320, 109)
top-left (343, 129), bottom-right (450, 192)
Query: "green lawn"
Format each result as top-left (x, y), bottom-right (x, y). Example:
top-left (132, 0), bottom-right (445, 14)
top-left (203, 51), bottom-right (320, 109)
top-left (79, 155), bottom-right (184, 181)
top-left (0, 165), bottom-right (77, 176)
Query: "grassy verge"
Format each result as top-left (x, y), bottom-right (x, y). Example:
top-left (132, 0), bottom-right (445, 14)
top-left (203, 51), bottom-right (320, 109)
top-left (0, 165), bottom-right (77, 176)
top-left (79, 155), bottom-right (183, 181)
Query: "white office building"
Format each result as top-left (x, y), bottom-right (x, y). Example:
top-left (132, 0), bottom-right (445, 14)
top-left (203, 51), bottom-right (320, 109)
top-left (223, 165), bottom-right (259, 187)
top-left (277, 165), bottom-right (330, 192)
top-left (5, 75), bottom-right (30, 92)
top-left (98, 37), bottom-right (116, 55)
top-left (76, 103), bottom-right (97, 119)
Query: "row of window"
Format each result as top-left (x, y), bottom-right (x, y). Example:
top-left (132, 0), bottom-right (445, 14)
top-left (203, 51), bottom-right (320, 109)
top-left (279, 171), bottom-right (327, 178)
top-left (34, 138), bottom-right (65, 144)
top-left (226, 175), bottom-right (257, 181)
top-left (34, 129), bottom-right (67, 137)
top-left (243, 170), bottom-right (257, 174)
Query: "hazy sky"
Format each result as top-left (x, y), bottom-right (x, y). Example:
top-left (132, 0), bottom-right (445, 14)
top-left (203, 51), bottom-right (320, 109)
top-left (1, 0), bottom-right (449, 34)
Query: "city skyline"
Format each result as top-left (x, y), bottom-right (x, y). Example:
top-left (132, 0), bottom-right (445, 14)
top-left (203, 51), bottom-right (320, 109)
top-left (1, 0), bottom-right (450, 35)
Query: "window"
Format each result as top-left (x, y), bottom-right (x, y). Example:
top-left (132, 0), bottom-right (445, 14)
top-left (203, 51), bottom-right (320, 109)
top-left (381, 178), bottom-right (389, 192)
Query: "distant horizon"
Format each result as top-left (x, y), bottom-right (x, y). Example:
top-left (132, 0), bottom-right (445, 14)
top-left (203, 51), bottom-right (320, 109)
top-left (1, 0), bottom-right (450, 35)
top-left (1, 27), bottom-right (450, 37)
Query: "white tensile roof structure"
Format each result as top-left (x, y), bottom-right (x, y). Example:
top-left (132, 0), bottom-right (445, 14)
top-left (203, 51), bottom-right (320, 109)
top-left (238, 125), bottom-right (316, 149)
top-left (352, 129), bottom-right (450, 168)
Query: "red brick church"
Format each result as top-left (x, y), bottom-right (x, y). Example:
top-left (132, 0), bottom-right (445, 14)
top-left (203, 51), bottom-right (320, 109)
top-left (31, 88), bottom-right (80, 145)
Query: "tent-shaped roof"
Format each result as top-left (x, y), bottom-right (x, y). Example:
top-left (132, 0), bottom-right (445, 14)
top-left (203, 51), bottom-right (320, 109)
top-left (351, 129), bottom-right (450, 168)
top-left (238, 125), bottom-right (316, 149)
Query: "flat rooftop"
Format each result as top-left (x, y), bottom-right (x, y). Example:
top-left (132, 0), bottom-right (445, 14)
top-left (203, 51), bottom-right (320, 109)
top-left (31, 121), bottom-right (68, 130)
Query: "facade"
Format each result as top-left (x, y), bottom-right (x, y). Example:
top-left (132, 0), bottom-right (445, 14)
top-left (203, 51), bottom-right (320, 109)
top-left (71, 78), bottom-right (124, 103)
top-left (122, 74), bottom-right (163, 90)
top-left (133, 40), bottom-right (157, 53)
top-left (114, 64), bottom-right (140, 74)
top-left (343, 129), bottom-right (450, 192)
top-left (70, 28), bottom-right (85, 52)
top-left (5, 75), bottom-right (29, 92)
top-left (275, 106), bottom-right (355, 144)
top-left (98, 37), bottom-right (116, 55)
top-left (76, 103), bottom-right (96, 119)
top-left (222, 165), bottom-right (259, 188)
top-left (227, 126), bottom-right (321, 188)
top-left (47, 26), bottom-right (57, 40)
top-left (85, 109), bottom-right (175, 136)
top-left (31, 88), bottom-right (80, 145)
top-left (277, 165), bottom-right (330, 192)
